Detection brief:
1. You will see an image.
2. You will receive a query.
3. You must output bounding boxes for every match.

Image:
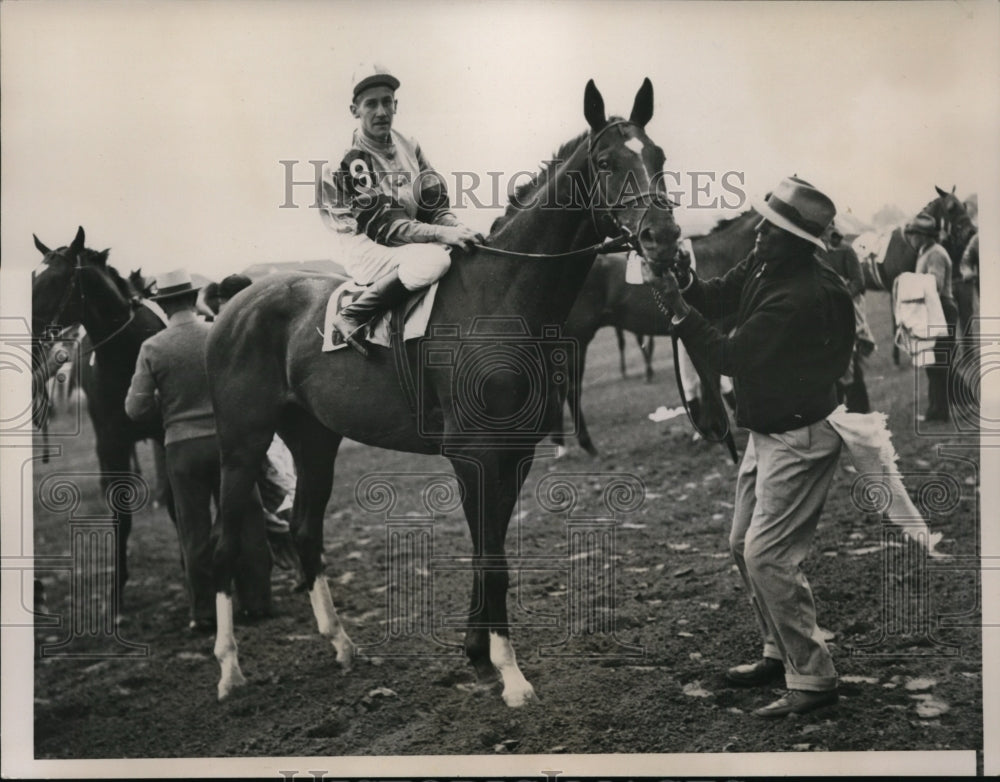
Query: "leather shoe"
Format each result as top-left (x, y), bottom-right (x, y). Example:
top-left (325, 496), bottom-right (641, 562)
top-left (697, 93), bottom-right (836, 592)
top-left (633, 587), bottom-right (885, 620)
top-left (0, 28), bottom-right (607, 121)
top-left (725, 657), bottom-right (785, 687)
top-left (753, 688), bottom-right (838, 718)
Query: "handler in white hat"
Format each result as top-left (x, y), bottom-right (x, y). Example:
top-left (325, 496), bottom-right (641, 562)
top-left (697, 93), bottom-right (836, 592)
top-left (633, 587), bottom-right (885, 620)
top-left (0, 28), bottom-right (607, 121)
top-left (125, 269), bottom-right (274, 630)
top-left (642, 177), bottom-right (856, 717)
top-left (317, 62), bottom-right (483, 357)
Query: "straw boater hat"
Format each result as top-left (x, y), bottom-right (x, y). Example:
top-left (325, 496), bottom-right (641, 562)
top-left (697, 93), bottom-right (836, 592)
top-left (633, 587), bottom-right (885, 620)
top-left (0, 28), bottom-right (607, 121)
top-left (351, 62), bottom-right (400, 101)
top-left (151, 269), bottom-right (200, 301)
top-left (755, 176), bottom-right (836, 250)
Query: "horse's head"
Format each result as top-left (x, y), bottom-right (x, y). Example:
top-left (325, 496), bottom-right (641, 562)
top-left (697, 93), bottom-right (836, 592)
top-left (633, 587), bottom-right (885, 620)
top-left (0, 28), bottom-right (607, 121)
top-left (582, 79), bottom-right (680, 262)
top-left (128, 268), bottom-right (157, 299)
top-left (31, 226), bottom-right (117, 336)
top-left (919, 185), bottom-right (973, 251)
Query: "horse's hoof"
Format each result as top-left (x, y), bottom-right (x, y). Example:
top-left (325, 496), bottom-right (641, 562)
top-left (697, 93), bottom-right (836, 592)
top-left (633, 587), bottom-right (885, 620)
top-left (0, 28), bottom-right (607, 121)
top-left (333, 639), bottom-right (356, 670)
top-left (217, 668), bottom-right (247, 701)
top-left (502, 682), bottom-right (538, 708)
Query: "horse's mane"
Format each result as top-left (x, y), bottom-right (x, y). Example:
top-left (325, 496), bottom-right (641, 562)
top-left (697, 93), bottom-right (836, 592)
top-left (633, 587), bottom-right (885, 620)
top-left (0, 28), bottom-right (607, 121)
top-left (490, 121), bottom-right (611, 233)
top-left (104, 263), bottom-right (135, 300)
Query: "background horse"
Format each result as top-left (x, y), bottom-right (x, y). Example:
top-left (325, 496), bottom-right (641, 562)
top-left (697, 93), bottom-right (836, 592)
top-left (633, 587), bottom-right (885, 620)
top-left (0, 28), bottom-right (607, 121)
top-left (550, 209), bottom-right (758, 456)
top-left (31, 227), bottom-right (172, 612)
top-left (853, 186), bottom-right (975, 364)
top-left (207, 79), bottom-right (681, 706)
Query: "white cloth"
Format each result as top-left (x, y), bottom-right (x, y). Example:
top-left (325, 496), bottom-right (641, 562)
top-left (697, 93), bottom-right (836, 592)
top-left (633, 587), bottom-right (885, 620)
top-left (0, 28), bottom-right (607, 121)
top-left (893, 272), bottom-right (948, 368)
top-left (321, 279), bottom-right (439, 352)
top-left (826, 405), bottom-right (945, 557)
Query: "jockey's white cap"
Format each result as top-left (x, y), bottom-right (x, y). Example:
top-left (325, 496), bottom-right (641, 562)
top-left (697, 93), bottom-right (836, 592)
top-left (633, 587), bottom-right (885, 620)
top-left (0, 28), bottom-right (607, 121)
top-left (351, 63), bottom-right (400, 101)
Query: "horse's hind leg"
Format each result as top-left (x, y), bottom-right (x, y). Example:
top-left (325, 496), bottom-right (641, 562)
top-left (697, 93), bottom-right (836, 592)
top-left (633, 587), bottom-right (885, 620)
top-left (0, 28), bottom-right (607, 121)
top-left (213, 419), bottom-right (273, 700)
top-left (280, 408), bottom-right (354, 669)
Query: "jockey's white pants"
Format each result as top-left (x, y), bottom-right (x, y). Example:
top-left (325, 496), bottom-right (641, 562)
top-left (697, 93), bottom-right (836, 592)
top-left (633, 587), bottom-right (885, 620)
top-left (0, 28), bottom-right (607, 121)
top-left (676, 340), bottom-right (733, 398)
top-left (338, 233), bottom-right (451, 291)
top-left (729, 420), bottom-right (841, 692)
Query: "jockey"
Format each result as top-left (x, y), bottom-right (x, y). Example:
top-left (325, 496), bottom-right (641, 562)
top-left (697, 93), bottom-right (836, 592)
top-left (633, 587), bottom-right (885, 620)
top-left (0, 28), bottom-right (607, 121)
top-left (318, 63), bottom-right (483, 356)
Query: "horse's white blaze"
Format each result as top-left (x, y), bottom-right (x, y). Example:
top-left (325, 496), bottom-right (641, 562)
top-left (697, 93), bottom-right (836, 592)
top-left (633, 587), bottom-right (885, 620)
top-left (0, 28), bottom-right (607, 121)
top-left (624, 137), bottom-right (645, 157)
top-left (213, 592), bottom-right (246, 700)
top-left (489, 631), bottom-right (537, 708)
top-left (309, 577), bottom-right (355, 669)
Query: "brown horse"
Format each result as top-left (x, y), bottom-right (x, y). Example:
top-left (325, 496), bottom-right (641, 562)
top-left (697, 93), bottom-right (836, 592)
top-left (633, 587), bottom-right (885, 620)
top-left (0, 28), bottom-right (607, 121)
top-left (207, 80), bottom-right (681, 705)
top-left (31, 227), bottom-right (171, 613)
top-left (551, 210), bottom-right (759, 455)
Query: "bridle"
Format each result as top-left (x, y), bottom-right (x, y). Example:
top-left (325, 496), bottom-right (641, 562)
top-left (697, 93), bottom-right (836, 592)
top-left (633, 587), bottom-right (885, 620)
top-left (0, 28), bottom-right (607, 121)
top-left (36, 251), bottom-right (139, 356)
top-left (477, 120), bottom-right (677, 261)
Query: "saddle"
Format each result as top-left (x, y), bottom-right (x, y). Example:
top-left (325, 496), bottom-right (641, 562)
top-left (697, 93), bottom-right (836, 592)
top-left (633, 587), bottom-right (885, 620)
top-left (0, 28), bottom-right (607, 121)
top-left (320, 280), bottom-right (439, 353)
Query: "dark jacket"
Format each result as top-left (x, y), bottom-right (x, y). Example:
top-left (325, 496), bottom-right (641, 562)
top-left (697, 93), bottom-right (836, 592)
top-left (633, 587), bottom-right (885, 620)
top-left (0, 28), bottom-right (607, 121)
top-left (675, 249), bottom-right (854, 433)
top-left (822, 243), bottom-right (864, 298)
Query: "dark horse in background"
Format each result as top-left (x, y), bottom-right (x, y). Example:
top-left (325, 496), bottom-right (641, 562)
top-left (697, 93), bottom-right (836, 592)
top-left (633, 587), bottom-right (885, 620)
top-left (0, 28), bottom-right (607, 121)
top-left (854, 186), bottom-right (976, 364)
top-left (32, 227), bottom-right (172, 614)
top-left (207, 79), bottom-right (681, 705)
top-left (550, 209), bottom-right (758, 456)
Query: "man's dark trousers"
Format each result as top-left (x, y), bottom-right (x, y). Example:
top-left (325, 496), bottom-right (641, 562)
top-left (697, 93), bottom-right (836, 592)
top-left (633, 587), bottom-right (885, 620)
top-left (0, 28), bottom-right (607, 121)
top-left (165, 434), bottom-right (272, 623)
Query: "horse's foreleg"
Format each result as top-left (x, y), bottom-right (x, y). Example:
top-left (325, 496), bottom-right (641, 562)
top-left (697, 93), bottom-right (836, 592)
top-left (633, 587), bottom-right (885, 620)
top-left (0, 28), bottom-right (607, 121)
top-left (615, 326), bottom-right (627, 378)
top-left (450, 448), bottom-right (538, 707)
top-left (568, 350), bottom-right (598, 457)
top-left (639, 334), bottom-right (655, 382)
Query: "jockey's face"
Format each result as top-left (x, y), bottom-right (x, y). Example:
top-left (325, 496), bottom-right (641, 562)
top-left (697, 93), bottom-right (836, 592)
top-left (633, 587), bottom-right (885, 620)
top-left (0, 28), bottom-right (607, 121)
top-left (351, 85), bottom-right (397, 143)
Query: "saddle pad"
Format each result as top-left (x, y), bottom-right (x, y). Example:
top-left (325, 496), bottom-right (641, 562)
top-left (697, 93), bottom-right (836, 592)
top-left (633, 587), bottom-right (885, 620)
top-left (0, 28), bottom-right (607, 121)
top-left (321, 279), bottom-right (439, 352)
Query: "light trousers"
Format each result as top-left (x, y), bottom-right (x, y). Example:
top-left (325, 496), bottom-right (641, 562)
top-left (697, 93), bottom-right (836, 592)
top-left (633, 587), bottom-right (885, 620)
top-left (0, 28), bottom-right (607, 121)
top-left (729, 419), bottom-right (842, 691)
top-left (339, 233), bottom-right (451, 290)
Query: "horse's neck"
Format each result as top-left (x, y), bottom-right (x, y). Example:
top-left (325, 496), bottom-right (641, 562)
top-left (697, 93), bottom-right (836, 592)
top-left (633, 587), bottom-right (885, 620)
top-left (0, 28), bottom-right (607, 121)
top-left (446, 182), bottom-right (599, 330)
top-left (691, 212), bottom-right (758, 278)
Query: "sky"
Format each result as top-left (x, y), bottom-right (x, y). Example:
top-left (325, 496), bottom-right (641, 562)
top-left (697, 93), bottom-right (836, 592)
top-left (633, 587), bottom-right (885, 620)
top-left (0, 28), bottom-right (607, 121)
top-left (2, 0), bottom-right (997, 283)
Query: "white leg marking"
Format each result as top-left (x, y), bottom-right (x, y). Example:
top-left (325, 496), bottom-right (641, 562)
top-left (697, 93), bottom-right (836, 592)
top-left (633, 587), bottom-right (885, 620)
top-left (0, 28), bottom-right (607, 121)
top-left (554, 444), bottom-right (568, 460)
top-left (213, 593), bottom-right (246, 700)
top-left (490, 631), bottom-right (537, 707)
top-left (310, 577), bottom-right (356, 669)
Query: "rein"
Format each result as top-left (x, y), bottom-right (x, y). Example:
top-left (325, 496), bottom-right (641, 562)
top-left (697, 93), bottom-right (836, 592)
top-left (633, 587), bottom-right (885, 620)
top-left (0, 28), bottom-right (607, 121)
top-left (648, 285), bottom-right (739, 464)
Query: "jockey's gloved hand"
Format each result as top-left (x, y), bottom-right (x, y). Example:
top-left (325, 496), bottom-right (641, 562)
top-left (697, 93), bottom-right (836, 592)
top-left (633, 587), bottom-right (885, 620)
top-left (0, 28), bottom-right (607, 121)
top-left (436, 224), bottom-right (485, 250)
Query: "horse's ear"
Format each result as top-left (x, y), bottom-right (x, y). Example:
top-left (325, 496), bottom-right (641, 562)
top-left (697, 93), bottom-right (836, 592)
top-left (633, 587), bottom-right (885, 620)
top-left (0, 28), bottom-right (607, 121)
top-left (584, 79), bottom-right (606, 130)
top-left (33, 234), bottom-right (51, 256)
top-left (69, 226), bottom-right (86, 254)
top-left (629, 78), bottom-right (654, 127)
top-left (94, 249), bottom-right (110, 267)
top-left (935, 185), bottom-right (949, 199)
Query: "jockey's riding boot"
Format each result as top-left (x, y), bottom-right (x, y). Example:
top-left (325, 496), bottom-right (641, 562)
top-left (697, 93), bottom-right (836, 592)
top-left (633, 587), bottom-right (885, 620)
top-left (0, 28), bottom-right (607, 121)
top-left (332, 270), bottom-right (412, 358)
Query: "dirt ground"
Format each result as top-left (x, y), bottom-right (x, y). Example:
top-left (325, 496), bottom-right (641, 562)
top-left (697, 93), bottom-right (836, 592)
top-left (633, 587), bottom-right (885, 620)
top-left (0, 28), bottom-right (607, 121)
top-left (31, 290), bottom-right (982, 761)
